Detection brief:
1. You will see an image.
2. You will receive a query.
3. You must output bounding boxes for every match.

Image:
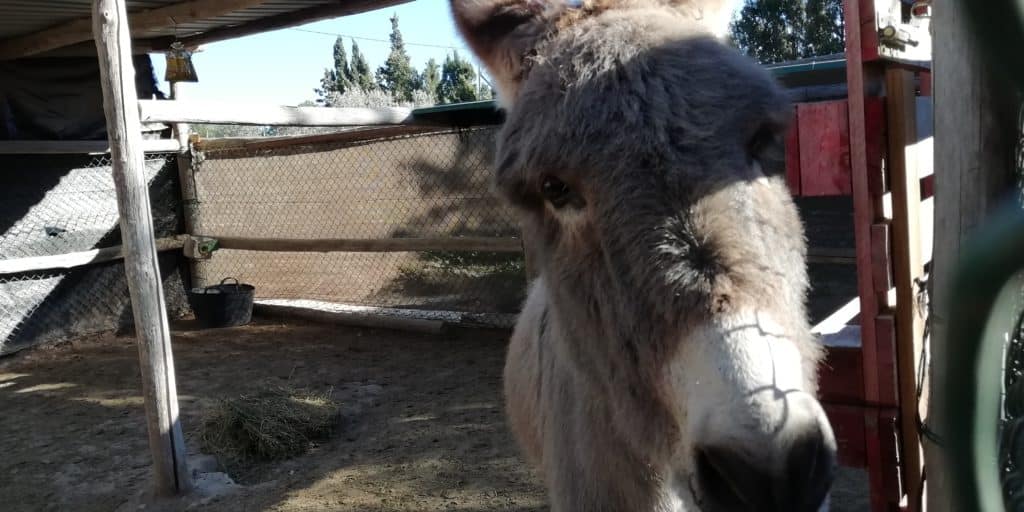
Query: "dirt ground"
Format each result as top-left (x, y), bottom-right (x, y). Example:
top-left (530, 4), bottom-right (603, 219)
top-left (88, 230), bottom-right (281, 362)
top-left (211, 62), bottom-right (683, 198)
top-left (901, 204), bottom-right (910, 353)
top-left (0, 318), bottom-right (867, 512)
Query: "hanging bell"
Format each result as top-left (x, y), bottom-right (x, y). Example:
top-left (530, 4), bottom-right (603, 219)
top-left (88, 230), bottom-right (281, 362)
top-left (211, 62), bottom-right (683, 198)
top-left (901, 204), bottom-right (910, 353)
top-left (164, 41), bottom-right (198, 83)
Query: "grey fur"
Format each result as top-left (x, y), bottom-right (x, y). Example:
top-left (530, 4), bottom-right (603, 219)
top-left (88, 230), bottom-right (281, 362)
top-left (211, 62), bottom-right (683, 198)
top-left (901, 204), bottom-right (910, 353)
top-left (451, 1), bottom-right (829, 510)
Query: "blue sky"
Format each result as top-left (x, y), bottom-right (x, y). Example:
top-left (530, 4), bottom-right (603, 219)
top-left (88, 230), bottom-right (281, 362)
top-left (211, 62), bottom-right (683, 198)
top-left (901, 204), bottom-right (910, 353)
top-left (150, 0), bottom-right (476, 105)
top-left (151, 0), bottom-right (746, 105)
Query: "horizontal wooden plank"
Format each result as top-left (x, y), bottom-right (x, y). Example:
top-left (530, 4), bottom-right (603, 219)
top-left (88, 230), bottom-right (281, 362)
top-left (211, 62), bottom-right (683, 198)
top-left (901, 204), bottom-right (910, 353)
top-left (194, 125), bottom-right (444, 153)
top-left (254, 302), bottom-right (447, 335)
top-left (209, 236), bottom-right (524, 253)
top-left (0, 138), bottom-right (180, 154)
top-left (808, 246), bottom-right (857, 259)
top-left (813, 298), bottom-right (861, 339)
top-left (139, 100), bottom-right (421, 127)
top-left (0, 235), bottom-right (185, 275)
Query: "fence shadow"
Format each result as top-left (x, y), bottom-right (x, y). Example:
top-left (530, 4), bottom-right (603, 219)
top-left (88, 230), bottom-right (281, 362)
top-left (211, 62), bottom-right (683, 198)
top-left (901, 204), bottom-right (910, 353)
top-left (376, 128), bottom-right (527, 315)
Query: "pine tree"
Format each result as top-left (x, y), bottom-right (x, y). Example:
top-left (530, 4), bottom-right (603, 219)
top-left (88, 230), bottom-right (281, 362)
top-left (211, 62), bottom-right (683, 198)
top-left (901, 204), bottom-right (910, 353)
top-left (314, 68), bottom-right (337, 105)
top-left (350, 39), bottom-right (376, 92)
top-left (332, 36), bottom-right (353, 93)
top-left (376, 14), bottom-right (418, 102)
top-left (803, 0), bottom-right (844, 57)
top-left (436, 51), bottom-right (478, 104)
top-left (314, 37), bottom-right (354, 104)
top-left (421, 58), bottom-right (441, 97)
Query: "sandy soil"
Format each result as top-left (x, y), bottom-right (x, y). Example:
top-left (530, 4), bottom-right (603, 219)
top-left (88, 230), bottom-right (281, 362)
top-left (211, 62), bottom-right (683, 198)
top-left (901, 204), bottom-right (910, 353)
top-left (0, 318), bottom-right (867, 512)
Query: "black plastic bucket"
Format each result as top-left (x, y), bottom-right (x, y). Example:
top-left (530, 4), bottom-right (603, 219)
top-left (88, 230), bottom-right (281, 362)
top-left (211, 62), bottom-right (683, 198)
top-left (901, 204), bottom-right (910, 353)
top-left (187, 277), bottom-right (255, 328)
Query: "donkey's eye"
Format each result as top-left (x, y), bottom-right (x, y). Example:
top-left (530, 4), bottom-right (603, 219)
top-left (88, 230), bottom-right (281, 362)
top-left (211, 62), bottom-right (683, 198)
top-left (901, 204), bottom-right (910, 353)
top-left (746, 125), bottom-right (775, 163)
top-left (541, 175), bottom-right (574, 208)
top-left (746, 123), bottom-right (784, 175)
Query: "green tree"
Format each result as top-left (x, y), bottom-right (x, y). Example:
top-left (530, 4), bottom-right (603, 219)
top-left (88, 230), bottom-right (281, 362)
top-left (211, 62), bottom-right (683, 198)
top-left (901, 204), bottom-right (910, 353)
top-left (350, 39), bottom-right (376, 91)
top-left (803, 0), bottom-right (845, 57)
top-left (332, 36), bottom-right (353, 92)
top-left (436, 51), bottom-right (478, 104)
top-left (730, 0), bottom-right (806, 64)
top-left (314, 68), bottom-right (337, 105)
top-left (315, 37), bottom-right (355, 104)
top-left (730, 0), bottom-right (846, 64)
top-left (376, 15), bottom-right (419, 102)
top-left (421, 58), bottom-right (441, 97)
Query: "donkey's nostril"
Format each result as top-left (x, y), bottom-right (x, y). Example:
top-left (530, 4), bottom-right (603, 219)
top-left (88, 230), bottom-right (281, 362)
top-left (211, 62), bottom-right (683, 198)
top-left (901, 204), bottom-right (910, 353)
top-left (696, 445), bottom-right (772, 511)
top-left (780, 424), bottom-right (838, 511)
top-left (695, 423), bottom-right (836, 512)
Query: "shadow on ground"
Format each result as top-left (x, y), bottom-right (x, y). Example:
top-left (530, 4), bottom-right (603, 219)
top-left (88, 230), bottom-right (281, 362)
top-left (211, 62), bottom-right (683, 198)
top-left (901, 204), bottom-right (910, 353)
top-left (0, 318), bottom-right (545, 512)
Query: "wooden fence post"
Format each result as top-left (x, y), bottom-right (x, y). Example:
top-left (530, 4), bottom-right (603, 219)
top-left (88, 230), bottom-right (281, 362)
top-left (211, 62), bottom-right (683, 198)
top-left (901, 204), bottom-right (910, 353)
top-left (92, 0), bottom-right (191, 496)
top-left (926, 0), bottom-right (1020, 509)
top-left (886, 66), bottom-right (925, 511)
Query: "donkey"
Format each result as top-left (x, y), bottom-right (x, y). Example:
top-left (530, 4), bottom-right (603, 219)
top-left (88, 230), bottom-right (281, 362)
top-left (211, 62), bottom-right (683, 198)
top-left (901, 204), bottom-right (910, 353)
top-left (450, 0), bottom-right (838, 510)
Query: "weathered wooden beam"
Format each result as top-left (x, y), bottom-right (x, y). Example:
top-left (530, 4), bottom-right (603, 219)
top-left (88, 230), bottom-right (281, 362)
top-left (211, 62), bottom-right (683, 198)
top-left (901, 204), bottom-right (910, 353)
top-left (146, 0), bottom-right (414, 50)
top-left (139, 99), bottom-right (419, 126)
top-left (0, 236), bottom-right (185, 275)
top-left (812, 296), bottom-right (861, 336)
top-left (844, 2), bottom-right (893, 510)
top-left (886, 66), bottom-right (925, 510)
top-left (254, 302), bottom-right (448, 335)
top-left (209, 236), bottom-right (524, 254)
top-left (843, 0), bottom-right (882, 406)
top-left (0, 139), bottom-right (179, 155)
top-left (92, 0), bottom-right (190, 496)
top-left (925, 1), bottom-right (1021, 510)
top-left (807, 246), bottom-right (858, 264)
top-left (2, 0), bottom-right (268, 60)
top-left (193, 125), bottom-right (441, 152)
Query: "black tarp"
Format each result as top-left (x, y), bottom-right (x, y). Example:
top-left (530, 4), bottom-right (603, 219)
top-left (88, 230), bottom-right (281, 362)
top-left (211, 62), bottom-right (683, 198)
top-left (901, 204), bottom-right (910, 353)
top-left (0, 54), bottom-right (165, 140)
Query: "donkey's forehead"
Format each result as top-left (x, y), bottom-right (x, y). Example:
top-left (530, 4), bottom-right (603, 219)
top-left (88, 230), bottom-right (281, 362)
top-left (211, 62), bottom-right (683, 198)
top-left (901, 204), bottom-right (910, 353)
top-left (495, 14), bottom-right (787, 191)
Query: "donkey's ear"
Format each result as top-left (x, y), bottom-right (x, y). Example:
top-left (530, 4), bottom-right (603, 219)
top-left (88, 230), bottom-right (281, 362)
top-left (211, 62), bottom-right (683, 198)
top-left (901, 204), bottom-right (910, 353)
top-left (450, 0), bottom-right (562, 105)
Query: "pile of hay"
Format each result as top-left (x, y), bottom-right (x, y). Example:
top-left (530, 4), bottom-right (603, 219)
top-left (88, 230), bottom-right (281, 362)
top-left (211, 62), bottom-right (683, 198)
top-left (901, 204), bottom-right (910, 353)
top-left (200, 384), bottom-right (340, 464)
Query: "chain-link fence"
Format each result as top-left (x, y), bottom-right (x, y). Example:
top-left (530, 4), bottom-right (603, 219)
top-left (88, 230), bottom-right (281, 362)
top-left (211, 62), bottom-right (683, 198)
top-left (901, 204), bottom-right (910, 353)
top-left (0, 152), bottom-right (189, 354)
top-left (188, 126), bottom-right (526, 327)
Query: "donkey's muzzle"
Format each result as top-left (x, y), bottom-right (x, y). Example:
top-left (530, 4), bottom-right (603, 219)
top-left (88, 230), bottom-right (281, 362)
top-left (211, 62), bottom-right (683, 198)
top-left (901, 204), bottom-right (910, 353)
top-left (695, 402), bottom-right (837, 512)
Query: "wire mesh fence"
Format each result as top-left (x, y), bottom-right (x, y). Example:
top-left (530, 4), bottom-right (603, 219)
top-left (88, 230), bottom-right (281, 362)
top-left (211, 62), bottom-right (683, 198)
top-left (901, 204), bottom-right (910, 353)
top-left (189, 126), bottom-right (527, 327)
top-left (0, 152), bottom-right (187, 353)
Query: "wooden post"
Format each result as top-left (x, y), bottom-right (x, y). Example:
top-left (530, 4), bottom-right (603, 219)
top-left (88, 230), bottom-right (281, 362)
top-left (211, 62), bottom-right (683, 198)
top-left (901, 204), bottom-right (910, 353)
top-left (170, 81), bottom-right (200, 241)
top-left (843, 5), bottom-right (886, 508)
top-left (170, 82), bottom-right (191, 155)
top-left (843, 0), bottom-right (881, 406)
top-left (92, 0), bottom-right (191, 497)
top-left (926, 0), bottom-right (1020, 510)
top-left (885, 66), bottom-right (924, 511)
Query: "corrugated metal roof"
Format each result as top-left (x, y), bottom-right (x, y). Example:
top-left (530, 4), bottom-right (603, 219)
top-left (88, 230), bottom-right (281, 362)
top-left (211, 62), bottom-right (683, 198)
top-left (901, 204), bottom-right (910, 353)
top-left (0, 1), bottom-right (179, 41)
top-left (0, 1), bottom-right (403, 58)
